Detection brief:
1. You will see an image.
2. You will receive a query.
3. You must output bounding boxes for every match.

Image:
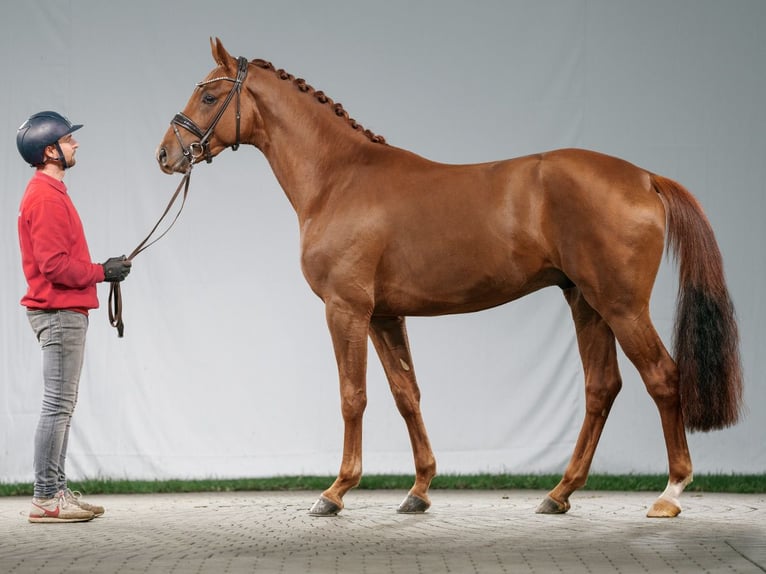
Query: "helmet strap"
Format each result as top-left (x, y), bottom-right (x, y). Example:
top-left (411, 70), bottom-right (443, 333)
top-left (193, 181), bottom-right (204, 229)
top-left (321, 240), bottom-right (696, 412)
top-left (52, 142), bottom-right (69, 169)
top-left (45, 142), bottom-right (69, 169)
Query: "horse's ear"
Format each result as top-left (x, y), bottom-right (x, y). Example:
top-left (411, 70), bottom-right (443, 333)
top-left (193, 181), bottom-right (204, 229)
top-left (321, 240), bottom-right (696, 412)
top-left (210, 37), bottom-right (234, 70)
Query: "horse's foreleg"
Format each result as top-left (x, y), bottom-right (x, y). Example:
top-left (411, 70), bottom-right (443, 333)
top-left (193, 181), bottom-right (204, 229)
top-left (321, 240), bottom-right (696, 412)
top-left (537, 287), bottom-right (622, 515)
top-left (309, 301), bottom-right (371, 517)
top-left (369, 316), bottom-right (436, 513)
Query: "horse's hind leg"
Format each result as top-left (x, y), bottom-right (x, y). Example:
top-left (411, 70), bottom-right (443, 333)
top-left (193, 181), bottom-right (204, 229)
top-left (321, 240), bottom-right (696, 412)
top-left (537, 286), bottom-right (623, 514)
top-left (369, 315), bottom-right (436, 513)
top-left (607, 310), bottom-right (692, 517)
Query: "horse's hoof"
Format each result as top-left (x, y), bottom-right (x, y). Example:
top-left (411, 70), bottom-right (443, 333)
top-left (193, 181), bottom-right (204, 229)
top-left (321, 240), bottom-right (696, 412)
top-left (397, 493), bottom-right (430, 514)
top-left (647, 498), bottom-right (681, 518)
top-left (309, 496), bottom-right (341, 516)
top-left (535, 495), bottom-right (570, 514)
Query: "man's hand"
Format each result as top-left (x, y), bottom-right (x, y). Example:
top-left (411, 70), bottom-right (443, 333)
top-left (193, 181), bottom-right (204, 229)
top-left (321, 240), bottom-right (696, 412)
top-left (102, 256), bottom-right (132, 282)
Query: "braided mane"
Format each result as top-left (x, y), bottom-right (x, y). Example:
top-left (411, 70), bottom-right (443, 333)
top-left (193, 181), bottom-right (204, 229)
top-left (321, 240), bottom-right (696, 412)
top-left (251, 59), bottom-right (387, 145)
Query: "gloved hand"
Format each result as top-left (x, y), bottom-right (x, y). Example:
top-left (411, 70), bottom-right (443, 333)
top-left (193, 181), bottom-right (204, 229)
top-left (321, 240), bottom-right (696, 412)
top-left (102, 256), bottom-right (132, 282)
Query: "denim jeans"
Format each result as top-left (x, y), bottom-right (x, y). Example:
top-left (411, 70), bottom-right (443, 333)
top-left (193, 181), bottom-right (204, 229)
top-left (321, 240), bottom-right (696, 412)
top-left (27, 309), bottom-right (88, 499)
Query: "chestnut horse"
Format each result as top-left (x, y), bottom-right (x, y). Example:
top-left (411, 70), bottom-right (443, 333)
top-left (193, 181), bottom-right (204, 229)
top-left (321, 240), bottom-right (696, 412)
top-left (157, 39), bottom-right (742, 518)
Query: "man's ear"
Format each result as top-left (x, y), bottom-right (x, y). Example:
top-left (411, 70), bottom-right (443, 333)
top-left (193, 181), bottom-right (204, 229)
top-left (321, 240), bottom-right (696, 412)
top-left (43, 143), bottom-right (63, 163)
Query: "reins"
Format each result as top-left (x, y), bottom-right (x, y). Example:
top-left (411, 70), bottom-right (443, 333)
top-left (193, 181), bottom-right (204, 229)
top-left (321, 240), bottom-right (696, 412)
top-left (108, 170), bottom-right (192, 337)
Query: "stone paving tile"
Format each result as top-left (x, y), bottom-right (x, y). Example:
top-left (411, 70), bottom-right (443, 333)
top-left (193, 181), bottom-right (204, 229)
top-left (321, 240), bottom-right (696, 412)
top-left (0, 490), bottom-right (763, 573)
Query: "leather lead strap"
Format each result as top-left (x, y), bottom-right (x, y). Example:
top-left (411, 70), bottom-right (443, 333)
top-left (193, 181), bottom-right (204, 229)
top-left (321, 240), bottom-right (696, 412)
top-left (108, 171), bottom-right (191, 337)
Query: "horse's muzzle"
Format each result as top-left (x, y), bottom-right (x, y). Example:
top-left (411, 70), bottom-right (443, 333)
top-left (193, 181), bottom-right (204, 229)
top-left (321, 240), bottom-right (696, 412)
top-left (156, 146), bottom-right (179, 174)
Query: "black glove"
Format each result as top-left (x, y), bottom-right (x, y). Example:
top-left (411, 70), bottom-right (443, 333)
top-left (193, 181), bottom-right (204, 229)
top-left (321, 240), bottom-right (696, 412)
top-left (102, 256), bottom-right (132, 282)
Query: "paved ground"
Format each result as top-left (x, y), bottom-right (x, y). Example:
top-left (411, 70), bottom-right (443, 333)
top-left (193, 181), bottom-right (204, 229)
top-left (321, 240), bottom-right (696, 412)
top-left (0, 490), bottom-right (763, 573)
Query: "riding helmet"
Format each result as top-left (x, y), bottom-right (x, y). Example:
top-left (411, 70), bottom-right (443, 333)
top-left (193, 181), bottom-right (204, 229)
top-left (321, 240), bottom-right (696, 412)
top-left (16, 111), bottom-right (83, 166)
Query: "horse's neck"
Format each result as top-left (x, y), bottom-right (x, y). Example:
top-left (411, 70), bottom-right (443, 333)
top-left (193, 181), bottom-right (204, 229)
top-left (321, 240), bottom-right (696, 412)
top-left (250, 74), bottom-right (368, 218)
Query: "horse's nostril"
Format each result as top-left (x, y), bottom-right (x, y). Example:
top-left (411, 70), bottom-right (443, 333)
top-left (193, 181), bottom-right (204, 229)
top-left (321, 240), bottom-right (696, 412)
top-left (157, 147), bottom-right (167, 165)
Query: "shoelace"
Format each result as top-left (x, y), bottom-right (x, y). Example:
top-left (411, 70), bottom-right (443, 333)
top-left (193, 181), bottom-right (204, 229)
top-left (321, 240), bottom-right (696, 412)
top-left (63, 488), bottom-right (83, 506)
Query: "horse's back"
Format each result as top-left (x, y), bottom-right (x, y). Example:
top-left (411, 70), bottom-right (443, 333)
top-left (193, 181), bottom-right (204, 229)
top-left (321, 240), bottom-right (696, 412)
top-left (406, 148), bottom-right (665, 314)
top-left (305, 146), bottom-right (667, 317)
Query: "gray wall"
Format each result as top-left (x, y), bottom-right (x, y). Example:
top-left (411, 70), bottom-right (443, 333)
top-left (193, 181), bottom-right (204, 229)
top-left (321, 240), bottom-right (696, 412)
top-left (2, 0), bottom-right (764, 482)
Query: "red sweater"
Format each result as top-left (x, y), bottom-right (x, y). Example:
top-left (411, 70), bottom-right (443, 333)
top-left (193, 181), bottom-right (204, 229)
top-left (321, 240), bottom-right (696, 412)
top-left (18, 171), bottom-right (105, 312)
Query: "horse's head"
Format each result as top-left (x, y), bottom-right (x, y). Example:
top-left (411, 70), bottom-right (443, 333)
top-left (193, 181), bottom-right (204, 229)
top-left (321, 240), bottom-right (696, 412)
top-left (157, 38), bottom-right (249, 174)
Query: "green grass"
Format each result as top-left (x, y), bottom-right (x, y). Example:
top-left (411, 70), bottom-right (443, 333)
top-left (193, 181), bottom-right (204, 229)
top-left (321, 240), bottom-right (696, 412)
top-left (1, 474), bottom-right (763, 497)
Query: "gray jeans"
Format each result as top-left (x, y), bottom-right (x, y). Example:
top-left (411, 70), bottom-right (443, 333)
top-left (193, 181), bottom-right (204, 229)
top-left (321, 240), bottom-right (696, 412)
top-left (27, 309), bottom-right (88, 499)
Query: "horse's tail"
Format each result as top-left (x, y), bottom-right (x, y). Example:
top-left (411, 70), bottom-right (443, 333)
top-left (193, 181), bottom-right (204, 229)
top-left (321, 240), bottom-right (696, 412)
top-left (652, 174), bottom-right (743, 431)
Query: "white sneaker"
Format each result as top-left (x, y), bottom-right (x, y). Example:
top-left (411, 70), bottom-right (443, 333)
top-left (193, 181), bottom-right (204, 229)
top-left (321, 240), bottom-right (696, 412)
top-left (63, 488), bottom-right (105, 517)
top-left (28, 490), bottom-right (95, 523)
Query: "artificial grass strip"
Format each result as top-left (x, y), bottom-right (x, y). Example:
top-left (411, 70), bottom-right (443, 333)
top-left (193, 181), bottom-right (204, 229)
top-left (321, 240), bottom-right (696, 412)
top-left (1, 474), bottom-right (763, 497)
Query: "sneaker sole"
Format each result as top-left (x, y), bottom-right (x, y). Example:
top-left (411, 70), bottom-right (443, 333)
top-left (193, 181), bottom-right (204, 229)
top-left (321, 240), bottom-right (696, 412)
top-left (76, 505), bottom-right (104, 517)
top-left (28, 515), bottom-right (94, 523)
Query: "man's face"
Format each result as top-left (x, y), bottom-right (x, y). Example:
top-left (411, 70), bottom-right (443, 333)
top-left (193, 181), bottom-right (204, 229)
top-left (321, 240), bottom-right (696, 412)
top-left (46, 133), bottom-right (78, 167)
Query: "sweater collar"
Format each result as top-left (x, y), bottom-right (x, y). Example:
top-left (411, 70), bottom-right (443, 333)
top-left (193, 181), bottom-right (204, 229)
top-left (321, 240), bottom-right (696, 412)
top-left (33, 170), bottom-right (68, 195)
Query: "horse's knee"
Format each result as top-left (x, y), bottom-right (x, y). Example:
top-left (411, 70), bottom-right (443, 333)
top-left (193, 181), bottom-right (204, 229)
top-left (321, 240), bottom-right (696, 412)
top-left (396, 396), bottom-right (420, 419)
top-left (387, 380), bottom-right (420, 415)
top-left (340, 389), bottom-right (367, 419)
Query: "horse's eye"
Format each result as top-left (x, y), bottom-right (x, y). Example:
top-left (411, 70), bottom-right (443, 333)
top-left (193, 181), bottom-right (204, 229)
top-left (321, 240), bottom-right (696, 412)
top-left (202, 93), bottom-right (217, 105)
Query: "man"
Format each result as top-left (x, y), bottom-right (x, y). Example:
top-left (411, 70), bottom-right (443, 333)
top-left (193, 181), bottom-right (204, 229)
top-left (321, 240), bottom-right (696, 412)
top-left (16, 111), bottom-right (132, 523)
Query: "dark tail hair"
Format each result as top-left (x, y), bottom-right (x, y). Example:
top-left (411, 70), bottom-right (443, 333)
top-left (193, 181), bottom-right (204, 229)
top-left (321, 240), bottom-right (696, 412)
top-left (652, 174), bottom-right (743, 431)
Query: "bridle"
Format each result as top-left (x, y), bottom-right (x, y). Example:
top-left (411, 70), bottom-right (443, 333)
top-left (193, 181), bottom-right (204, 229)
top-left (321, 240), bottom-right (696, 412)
top-left (108, 56), bottom-right (249, 337)
top-left (171, 56), bottom-right (249, 164)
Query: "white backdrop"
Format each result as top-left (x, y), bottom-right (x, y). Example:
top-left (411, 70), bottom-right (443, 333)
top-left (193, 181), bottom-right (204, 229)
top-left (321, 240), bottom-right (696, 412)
top-left (1, 0), bottom-right (764, 483)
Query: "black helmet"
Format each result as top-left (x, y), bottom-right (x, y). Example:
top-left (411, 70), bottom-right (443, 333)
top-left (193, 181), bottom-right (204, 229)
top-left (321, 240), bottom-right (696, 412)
top-left (16, 111), bottom-right (83, 166)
